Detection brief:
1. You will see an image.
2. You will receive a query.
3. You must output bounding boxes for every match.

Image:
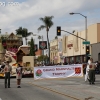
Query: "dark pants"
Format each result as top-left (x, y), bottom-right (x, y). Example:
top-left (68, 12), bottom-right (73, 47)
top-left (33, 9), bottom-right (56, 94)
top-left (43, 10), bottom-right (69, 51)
top-left (89, 70), bottom-right (95, 84)
top-left (5, 72), bottom-right (10, 88)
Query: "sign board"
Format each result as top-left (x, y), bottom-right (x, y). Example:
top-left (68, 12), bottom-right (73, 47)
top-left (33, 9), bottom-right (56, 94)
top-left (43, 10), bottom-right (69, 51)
top-left (82, 41), bottom-right (90, 44)
top-left (34, 64), bottom-right (83, 80)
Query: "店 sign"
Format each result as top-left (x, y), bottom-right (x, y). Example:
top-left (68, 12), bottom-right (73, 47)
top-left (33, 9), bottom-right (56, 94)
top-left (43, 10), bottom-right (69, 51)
top-left (34, 64), bottom-right (83, 80)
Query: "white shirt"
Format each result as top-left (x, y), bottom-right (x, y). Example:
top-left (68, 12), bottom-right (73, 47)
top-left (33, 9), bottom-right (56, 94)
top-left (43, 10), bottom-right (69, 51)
top-left (86, 60), bottom-right (91, 71)
top-left (4, 65), bottom-right (12, 72)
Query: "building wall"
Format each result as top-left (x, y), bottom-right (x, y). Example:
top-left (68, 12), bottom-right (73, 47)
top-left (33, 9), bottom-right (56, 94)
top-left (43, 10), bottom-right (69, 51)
top-left (88, 24), bottom-right (97, 44)
top-left (97, 23), bottom-right (100, 42)
top-left (58, 38), bottom-right (63, 63)
top-left (67, 35), bottom-right (74, 56)
top-left (62, 35), bottom-right (67, 57)
top-left (73, 31), bottom-right (81, 56)
top-left (80, 31), bottom-right (86, 55)
top-left (50, 39), bottom-right (59, 64)
top-left (50, 23), bottom-right (100, 63)
top-left (91, 43), bottom-right (100, 62)
top-left (35, 49), bottom-right (42, 56)
top-left (23, 56), bottom-right (34, 71)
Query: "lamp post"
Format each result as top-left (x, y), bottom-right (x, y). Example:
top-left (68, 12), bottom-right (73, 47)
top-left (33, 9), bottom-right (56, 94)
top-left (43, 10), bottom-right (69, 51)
top-left (69, 12), bottom-right (87, 41)
top-left (69, 12), bottom-right (88, 62)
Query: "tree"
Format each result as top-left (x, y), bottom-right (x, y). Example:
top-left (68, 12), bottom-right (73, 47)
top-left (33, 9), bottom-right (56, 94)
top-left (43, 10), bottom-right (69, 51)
top-left (37, 55), bottom-right (49, 64)
top-left (28, 41), bottom-right (31, 46)
top-left (15, 27), bottom-right (32, 45)
top-left (55, 36), bottom-right (58, 39)
top-left (38, 35), bottom-right (42, 41)
top-left (37, 16), bottom-right (54, 63)
top-left (29, 38), bottom-right (35, 56)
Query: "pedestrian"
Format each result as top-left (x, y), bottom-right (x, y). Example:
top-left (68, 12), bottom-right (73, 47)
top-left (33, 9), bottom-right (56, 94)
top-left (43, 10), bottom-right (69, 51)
top-left (85, 59), bottom-right (91, 82)
top-left (16, 64), bottom-right (23, 88)
top-left (3, 61), bottom-right (12, 88)
top-left (88, 58), bottom-right (96, 85)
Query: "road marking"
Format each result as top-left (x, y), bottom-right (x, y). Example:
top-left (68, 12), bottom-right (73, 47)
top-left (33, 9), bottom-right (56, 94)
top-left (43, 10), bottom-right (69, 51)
top-left (29, 82), bottom-right (81, 100)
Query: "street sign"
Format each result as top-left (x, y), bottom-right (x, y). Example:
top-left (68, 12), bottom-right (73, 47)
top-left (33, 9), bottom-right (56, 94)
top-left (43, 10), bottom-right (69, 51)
top-left (82, 41), bottom-right (90, 44)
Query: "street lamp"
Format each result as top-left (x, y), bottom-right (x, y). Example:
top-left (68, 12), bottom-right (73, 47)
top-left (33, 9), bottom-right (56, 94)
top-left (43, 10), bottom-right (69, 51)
top-left (69, 12), bottom-right (88, 62)
top-left (69, 12), bottom-right (87, 41)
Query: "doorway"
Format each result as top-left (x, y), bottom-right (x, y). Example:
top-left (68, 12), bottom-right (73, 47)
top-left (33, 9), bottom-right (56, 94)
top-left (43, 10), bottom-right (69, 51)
top-left (98, 53), bottom-right (100, 61)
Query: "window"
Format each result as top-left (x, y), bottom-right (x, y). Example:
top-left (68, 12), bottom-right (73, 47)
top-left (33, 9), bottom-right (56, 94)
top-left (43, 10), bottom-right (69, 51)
top-left (26, 62), bottom-right (30, 67)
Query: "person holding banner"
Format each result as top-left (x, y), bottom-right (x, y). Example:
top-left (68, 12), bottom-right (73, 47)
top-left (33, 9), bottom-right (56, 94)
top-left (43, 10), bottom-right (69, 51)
top-left (4, 61), bottom-right (12, 88)
top-left (88, 58), bottom-right (96, 85)
top-left (85, 59), bottom-right (91, 82)
top-left (16, 64), bottom-right (23, 88)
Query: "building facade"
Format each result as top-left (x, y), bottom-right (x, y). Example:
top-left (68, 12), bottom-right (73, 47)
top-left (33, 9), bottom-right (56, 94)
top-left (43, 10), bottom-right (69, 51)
top-left (50, 23), bottom-right (100, 64)
top-left (91, 43), bottom-right (100, 62)
top-left (50, 39), bottom-right (58, 64)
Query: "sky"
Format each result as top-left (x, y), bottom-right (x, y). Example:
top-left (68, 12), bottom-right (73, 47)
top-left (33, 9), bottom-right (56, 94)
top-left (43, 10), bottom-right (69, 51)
top-left (0, 0), bottom-right (100, 46)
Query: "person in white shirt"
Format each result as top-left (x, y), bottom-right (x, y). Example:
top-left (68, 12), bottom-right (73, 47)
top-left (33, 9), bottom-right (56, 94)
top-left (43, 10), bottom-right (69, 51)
top-left (16, 64), bottom-right (23, 88)
top-left (85, 59), bottom-right (91, 82)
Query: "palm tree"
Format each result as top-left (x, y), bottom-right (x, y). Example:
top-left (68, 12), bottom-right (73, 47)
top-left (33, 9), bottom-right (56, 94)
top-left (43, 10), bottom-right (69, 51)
top-left (37, 16), bottom-right (54, 63)
top-left (15, 27), bottom-right (32, 45)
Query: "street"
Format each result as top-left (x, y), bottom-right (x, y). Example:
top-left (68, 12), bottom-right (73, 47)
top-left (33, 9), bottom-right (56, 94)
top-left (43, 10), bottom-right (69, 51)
top-left (0, 75), bottom-right (100, 100)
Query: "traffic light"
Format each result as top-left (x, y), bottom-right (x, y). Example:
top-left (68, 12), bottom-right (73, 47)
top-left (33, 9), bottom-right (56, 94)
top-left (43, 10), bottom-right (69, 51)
top-left (57, 26), bottom-right (61, 36)
top-left (86, 46), bottom-right (90, 62)
top-left (86, 46), bottom-right (90, 55)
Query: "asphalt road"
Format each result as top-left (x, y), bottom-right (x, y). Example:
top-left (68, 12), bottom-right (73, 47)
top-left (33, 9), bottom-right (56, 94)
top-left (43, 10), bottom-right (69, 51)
top-left (0, 78), bottom-right (73, 100)
top-left (0, 75), bottom-right (100, 100)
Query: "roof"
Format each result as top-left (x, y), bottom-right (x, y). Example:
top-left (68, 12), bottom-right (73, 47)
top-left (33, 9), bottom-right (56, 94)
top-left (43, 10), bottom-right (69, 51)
top-left (16, 47), bottom-right (30, 55)
top-left (0, 33), bottom-right (22, 38)
top-left (18, 45), bottom-right (30, 50)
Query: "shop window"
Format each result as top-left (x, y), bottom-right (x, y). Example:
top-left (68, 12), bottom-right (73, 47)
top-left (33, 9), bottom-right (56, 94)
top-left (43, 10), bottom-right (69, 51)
top-left (70, 57), bottom-right (74, 63)
top-left (76, 56), bottom-right (80, 63)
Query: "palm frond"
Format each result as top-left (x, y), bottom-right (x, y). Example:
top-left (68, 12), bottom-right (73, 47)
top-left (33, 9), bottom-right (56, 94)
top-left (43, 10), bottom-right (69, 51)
top-left (39, 18), bottom-right (44, 21)
top-left (38, 25), bottom-right (46, 31)
top-left (44, 16), bottom-right (54, 28)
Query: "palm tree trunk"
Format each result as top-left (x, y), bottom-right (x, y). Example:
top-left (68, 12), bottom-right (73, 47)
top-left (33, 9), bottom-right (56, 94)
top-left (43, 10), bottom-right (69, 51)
top-left (25, 37), bottom-right (27, 45)
top-left (47, 30), bottom-right (50, 64)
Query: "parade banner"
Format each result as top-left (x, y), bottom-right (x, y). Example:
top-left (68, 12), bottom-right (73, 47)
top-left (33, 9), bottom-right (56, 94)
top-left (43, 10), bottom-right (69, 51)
top-left (34, 64), bottom-right (83, 80)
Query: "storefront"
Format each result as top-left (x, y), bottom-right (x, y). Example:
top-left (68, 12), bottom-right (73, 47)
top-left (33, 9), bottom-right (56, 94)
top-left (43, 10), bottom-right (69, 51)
top-left (64, 55), bottom-right (85, 64)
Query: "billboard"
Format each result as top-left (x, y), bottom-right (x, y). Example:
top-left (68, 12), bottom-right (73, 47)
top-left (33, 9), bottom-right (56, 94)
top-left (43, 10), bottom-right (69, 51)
top-left (39, 41), bottom-right (47, 50)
